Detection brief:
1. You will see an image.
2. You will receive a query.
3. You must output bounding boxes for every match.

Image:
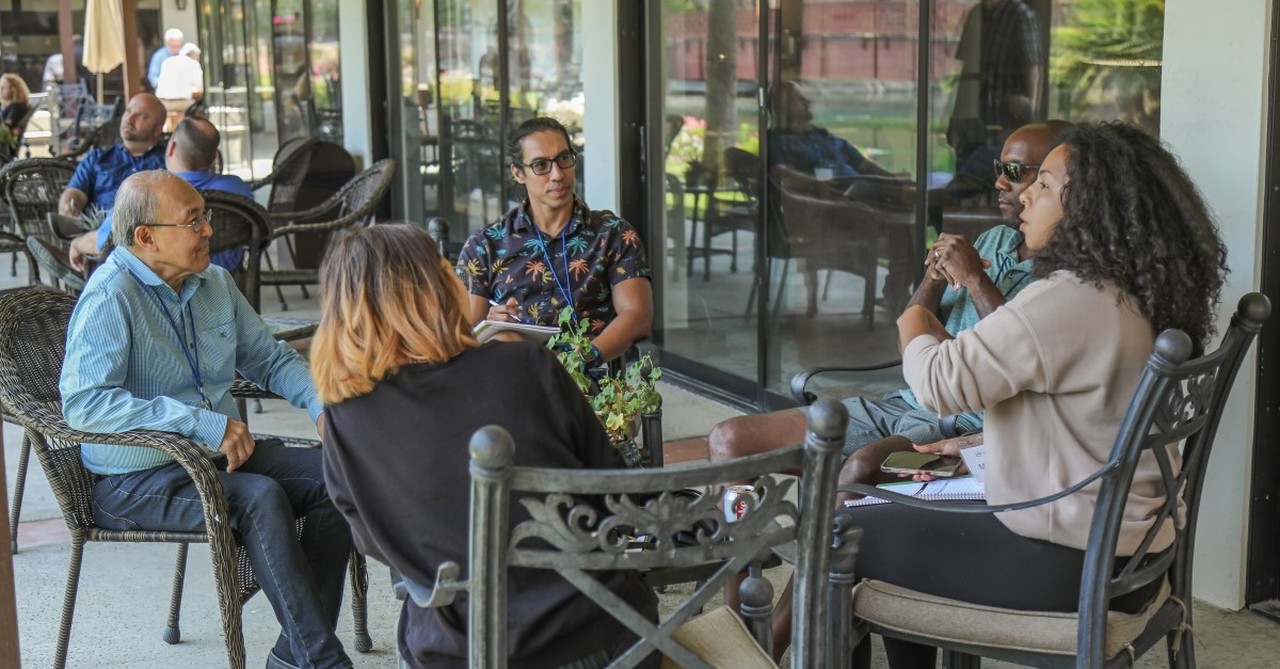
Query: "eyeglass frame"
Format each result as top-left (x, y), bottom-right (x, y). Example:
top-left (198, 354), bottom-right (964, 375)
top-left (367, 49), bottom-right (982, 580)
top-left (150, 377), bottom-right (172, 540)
top-left (993, 159), bottom-right (1039, 183)
top-left (144, 209), bottom-right (212, 232)
top-left (513, 150), bottom-right (577, 176)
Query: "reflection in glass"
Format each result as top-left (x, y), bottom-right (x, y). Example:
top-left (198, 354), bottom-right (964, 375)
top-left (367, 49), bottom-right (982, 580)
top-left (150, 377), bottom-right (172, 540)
top-left (655, 0), bottom-right (761, 388)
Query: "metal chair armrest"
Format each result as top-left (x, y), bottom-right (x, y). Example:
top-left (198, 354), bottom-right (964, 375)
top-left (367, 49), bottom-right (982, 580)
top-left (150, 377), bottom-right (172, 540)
top-left (790, 360), bottom-right (905, 405)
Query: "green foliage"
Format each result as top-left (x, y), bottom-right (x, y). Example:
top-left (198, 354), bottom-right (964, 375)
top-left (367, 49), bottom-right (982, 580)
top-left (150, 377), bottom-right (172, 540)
top-left (548, 307), bottom-right (663, 445)
top-left (1050, 0), bottom-right (1164, 127)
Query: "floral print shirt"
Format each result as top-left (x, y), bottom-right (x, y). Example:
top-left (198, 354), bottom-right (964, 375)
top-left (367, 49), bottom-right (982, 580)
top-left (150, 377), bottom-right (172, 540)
top-left (456, 198), bottom-right (651, 333)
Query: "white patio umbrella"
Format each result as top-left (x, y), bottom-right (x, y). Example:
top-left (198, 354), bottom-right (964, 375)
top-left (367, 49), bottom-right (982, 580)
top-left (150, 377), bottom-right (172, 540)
top-left (82, 0), bottom-right (126, 104)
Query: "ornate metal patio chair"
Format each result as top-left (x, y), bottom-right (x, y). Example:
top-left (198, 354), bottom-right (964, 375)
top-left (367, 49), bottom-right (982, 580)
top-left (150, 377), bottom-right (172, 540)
top-left (832, 292), bottom-right (1270, 669)
top-left (259, 158), bottom-right (396, 304)
top-left (404, 398), bottom-right (858, 668)
top-left (0, 287), bottom-right (372, 668)
top-left (0, 157), bottom-right (77, 285)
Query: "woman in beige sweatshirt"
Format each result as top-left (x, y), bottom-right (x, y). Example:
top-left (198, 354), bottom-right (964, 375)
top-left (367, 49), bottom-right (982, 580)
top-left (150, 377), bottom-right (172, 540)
top-left (847, 122), bottom-right (1229, 669)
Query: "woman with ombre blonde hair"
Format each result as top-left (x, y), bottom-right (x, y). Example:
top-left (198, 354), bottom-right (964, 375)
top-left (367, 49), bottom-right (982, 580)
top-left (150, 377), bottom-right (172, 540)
top-left (313, 224), bottom-right (657, 669)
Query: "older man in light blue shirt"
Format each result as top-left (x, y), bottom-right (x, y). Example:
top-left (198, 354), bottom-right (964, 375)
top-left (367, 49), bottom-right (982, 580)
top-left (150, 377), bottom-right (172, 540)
top-left (60, 170), bottom-right (353, 669)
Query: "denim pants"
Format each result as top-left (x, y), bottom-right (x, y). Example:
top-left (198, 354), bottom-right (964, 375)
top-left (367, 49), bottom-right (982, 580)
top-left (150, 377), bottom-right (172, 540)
top-left (91, 439), bottom-right (354, 669)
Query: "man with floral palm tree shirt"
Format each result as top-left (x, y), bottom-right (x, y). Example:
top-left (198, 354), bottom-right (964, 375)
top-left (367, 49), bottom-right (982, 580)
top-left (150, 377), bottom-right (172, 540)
top-left (455, 116), bottom-right (653, 362)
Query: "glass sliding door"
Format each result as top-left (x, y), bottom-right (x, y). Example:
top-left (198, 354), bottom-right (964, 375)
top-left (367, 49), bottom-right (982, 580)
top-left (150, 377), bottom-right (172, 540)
top-left (762, 0), bottom-right (922, 399)
top-left (650, 0), bottom-right (763, 392)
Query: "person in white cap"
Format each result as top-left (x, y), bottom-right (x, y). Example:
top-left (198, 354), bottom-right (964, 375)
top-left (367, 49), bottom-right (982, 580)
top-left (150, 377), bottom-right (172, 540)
top-left (155, 43), bottom-right (204, 132)
top-left (148, 28), bottom-right (184, 89)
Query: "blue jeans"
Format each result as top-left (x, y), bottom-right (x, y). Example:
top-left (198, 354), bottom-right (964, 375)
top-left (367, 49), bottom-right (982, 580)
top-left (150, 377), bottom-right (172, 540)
top-left (91, 439), bottom-right (354, 669)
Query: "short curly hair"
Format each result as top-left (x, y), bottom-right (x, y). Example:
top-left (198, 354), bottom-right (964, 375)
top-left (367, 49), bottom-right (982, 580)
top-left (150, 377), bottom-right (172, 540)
top-left (1032, 122), bottom-right (1228, 352)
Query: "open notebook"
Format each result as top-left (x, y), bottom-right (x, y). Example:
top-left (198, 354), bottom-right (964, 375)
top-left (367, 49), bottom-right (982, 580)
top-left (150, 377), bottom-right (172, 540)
top-left (844, 475), bottom-right (985, 507)
top-left (471, 320), bottom-right (560, 344)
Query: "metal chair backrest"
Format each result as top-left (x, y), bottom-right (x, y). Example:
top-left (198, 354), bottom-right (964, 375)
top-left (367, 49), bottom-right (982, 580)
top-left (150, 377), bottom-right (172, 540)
top-left (1074, 293), bottom-right (1269, 663)
top-left (458, 399), bottom-right (850, 668)
top-left (0, 157), bottom-right (78, 244)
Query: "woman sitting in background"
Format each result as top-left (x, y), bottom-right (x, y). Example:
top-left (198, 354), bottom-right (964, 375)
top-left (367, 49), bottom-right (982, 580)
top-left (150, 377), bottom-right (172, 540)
top-left (0, 74), bottom-right (32, 157)
top-left (846, 122), bottom-right (1229, 668)
top-left (310, 224), bottom-right (657, 669)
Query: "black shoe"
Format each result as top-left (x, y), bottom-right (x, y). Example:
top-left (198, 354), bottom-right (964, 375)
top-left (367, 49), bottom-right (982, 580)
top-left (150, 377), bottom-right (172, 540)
top-left (265, 648), bottom-right (300, 669)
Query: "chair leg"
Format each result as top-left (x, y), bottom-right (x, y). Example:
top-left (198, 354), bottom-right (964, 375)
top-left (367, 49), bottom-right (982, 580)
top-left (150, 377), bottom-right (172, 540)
top-left (941, 650), bottom-right (981, 668)
top-left (9, 431), bottom-right (31, 554)
top-left (770, 258), bottom-right (791, 318)
top-left (729, 229), bottom-right (738, 273)
top-left (54, 536), bottom-right (86, 669)
top-left (349, 551), bottom-right (373, 652)
top-left (263, 246), bottom-right (288, 311)
top-left (163, 543), bottom-right (189, 644)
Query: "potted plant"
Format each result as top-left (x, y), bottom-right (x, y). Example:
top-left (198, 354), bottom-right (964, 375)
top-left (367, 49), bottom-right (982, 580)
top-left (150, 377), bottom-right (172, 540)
top-left (548, 308), bottom-right (662, 467)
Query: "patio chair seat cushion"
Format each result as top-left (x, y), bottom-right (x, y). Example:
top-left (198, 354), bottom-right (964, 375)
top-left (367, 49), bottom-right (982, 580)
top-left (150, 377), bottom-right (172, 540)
top-left (850, 576), bottom-right (1170, 659)
top-left (657, 605), bottom-right (777, 669)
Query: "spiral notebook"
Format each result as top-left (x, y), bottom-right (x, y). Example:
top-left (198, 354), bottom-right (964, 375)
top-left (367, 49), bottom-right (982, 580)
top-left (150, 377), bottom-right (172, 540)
top-left (844, 475), bottom-right (986, 507)
top-left (472, 320), bottom-right (560, 344)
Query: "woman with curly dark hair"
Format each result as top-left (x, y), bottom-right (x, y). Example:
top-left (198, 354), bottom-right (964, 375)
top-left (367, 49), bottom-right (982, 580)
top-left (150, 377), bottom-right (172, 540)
top-left (844, 122), bottom-right (1229, 669)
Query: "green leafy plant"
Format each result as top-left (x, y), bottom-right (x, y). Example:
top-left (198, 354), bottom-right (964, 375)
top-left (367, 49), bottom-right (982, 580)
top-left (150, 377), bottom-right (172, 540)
top-left (548, 307), bottom-right (662, 445)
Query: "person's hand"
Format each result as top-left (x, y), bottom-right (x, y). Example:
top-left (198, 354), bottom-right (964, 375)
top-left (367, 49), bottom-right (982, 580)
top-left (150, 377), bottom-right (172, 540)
top-left (910, 438), bottom-right (969, 482)
top-left (68, 244), bottom-right (87, 273)
top-left (219, 419), bottom-right (255, 472)
top-left (486, 297), bottom-right (522, 323)
top-left (927, 234), bottom-right (990, 289)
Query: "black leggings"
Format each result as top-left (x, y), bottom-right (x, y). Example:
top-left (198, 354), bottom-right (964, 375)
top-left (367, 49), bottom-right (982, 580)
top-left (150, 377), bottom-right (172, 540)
top-left (842, 503), bottom-right (1162, 669)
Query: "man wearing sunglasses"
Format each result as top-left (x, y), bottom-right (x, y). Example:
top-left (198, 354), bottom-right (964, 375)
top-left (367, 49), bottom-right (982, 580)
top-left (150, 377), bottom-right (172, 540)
top-left (707, 120), bottom-right (1071, 660)
top-left (456, 116), bottom-right (653, 363)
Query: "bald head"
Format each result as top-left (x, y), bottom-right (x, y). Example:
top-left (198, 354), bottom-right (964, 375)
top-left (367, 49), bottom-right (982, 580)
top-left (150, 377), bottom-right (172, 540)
top-left (169, 117), bottom-right (221, 172)
top-left (120, 94), bottom-right (167, 149)
top-left (995, 120), bottom-right (1072, 224)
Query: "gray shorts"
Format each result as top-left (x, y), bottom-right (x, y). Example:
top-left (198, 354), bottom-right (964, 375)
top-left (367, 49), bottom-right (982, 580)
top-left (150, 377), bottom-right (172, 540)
top-left (802, 390), bottom-right (943, 456)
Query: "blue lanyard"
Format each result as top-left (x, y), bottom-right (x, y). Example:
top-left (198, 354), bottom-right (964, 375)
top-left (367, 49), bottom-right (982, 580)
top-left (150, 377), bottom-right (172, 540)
top-left (126, 270), bottom-right (212, 410)
top-left (529, 211), bottom-right (577, 318)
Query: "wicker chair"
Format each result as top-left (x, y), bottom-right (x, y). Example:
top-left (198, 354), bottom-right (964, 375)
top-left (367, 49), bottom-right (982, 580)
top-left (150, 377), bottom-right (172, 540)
top-left (833, 293), bottom-right (1270, 669)
top-left (0, 157), bottom-right (77, 285)
top-left (407, 399), bottom-right (858, 668)
top-left (0, 288), bottom-right (371, 668)
top-left (259, 158), bottom-right (396, 305)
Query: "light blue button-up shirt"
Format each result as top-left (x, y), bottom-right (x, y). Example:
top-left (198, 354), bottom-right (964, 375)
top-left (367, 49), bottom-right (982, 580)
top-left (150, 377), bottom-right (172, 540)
top-left (61, 245), bottom-right (323, 475)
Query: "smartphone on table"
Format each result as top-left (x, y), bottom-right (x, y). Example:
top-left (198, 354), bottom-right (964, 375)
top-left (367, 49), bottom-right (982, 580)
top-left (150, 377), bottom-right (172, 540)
top-left (880, 451), bottom-right (964, 478)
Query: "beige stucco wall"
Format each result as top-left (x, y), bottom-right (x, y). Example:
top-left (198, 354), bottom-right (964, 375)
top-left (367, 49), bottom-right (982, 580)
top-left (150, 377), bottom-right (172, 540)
top-left (1161, 0), bottom-right (1272, 610)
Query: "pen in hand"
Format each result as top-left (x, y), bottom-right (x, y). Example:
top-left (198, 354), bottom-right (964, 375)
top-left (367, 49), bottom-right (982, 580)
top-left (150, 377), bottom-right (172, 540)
top-left (487, 297), bottom-right (522, 323)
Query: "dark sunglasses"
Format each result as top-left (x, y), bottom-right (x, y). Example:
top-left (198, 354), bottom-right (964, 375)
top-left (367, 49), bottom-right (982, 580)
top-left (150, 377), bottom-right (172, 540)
top-left (993, 159), bottom-right (1039, 183)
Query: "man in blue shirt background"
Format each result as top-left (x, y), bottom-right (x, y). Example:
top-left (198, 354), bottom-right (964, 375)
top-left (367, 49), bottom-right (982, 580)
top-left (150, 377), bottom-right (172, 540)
top-left (58, 93), bottom-right (167, 224)
top-left (60, 170), bottom-right (354, 669)
top-left (148, 28), bottom-right (184, 90)
top-left (69, 116), bottom-right (253, 271)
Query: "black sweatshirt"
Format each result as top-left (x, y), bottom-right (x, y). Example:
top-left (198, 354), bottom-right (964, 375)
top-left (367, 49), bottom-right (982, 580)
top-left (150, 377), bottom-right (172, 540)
top-left (323, 341), bottom-right (656, 668)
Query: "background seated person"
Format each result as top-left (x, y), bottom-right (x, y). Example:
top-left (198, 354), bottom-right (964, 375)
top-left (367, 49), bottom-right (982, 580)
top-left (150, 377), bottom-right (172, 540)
top-left (0, 73), bottom-right (32, 156)
top-left (845, 121), bottom-right (1228, 668)
top-left (68, 117), bottom-right (251, 273)
top-left (58, 93), bottom-right (167, 234)
top-left (60, 171), bottom-right (354, 669)
top-left (455, 116), bottom-right (653, 363)
top-left (314, 224), bottom-right (659, 669)
top-left (770, 80), bottom-right (894, 183)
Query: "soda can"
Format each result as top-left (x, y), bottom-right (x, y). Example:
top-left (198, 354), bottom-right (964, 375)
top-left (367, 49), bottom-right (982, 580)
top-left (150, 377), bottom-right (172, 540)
top-left (723, 484), bottom-right (756, 523)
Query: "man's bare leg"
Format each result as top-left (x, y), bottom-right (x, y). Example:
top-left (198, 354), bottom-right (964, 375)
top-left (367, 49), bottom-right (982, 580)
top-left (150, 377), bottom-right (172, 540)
top-left (708, 409), bottom-right (809, 465)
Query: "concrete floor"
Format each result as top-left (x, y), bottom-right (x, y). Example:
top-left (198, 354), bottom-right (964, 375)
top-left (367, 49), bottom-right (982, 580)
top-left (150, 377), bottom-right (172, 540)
top-left (5, 256), bottom-right (1280, 667)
